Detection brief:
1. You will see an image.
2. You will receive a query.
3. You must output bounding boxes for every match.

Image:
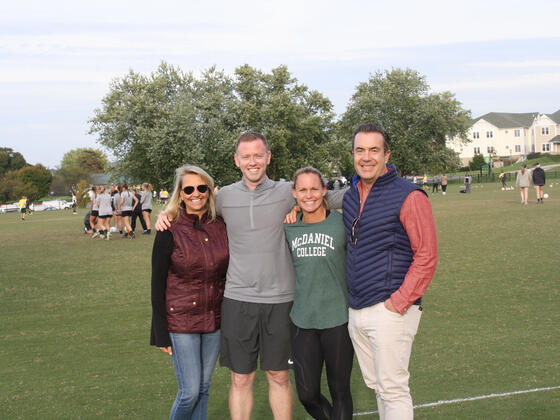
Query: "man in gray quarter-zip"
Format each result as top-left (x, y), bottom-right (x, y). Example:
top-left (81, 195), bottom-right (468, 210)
top-left (157, 131), bottom-right (345, 420)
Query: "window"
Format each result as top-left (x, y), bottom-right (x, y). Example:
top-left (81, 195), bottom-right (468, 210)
top-left (542, 143), bottom-right (551, 152)
top-left (474, 147), bottom-right (480, 154)
top-left (473, 132), bottom-right (480, 139)
top-left (514, 129), bottom-right (520, 137)
top-left (542, 127), bottom-right (550, 135)
top-left (487, 146), bottom-right (494, 153)
top-left (515, 145), bottom-right (521, 153)
top-left (486, 131), bottom-right (493, 138)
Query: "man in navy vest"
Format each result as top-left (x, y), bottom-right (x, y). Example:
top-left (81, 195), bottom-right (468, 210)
top-left (342, 123), bottom-right (437, 420)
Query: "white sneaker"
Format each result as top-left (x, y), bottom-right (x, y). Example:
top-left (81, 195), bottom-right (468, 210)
top-left (92, 232), bottom-right (99, 238)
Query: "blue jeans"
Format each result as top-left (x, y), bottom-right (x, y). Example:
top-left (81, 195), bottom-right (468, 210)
top-left (169, 330), bottom-right (220, 420)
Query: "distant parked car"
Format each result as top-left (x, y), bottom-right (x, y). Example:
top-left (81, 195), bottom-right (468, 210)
top-left (0, 203), bottom-right (19, 213)
top-left (31, 204), bottom-right (59, 212)
top-left (41, 200), bottom-right (73, 210)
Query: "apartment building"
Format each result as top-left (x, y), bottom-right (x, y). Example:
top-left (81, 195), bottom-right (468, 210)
top-left (448, 110), bottom-right (560, 166)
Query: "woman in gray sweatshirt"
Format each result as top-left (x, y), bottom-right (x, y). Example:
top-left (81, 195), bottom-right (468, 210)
top-left (141, 183), bottom-right (153, 234)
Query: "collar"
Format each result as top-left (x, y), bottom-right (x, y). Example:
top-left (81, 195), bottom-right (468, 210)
top-left (351, 164), bottom-right (397, 190)
top-left (239, 175), bottom-right (274, 192)
top-left (177, 206), bottom-right (209, 224)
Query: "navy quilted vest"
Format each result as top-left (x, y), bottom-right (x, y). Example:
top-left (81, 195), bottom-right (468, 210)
top-left (342, 165), bottom-right (424, 309)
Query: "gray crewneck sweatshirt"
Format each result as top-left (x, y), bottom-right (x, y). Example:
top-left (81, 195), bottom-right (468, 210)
top-left (216, 176), bottom-right (345, 304)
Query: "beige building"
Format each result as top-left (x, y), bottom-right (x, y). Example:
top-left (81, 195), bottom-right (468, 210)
top-left (448, 110), bottom-right (560, 166)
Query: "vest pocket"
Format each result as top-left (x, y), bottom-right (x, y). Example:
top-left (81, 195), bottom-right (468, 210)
top-left (384, 250), bottom-right (393, 288)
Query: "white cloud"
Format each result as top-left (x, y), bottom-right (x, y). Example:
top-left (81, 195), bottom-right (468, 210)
top-left (432, 72), bottom-right (560, 91)
top-left (0, 68), bottom-right (117, 84)
top-left (470, 60), bottom-right (560, 69)
top-left (3, 1), bottom-right (560, 57)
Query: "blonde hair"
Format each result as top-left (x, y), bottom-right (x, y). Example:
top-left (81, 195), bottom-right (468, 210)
top-left (165, 164), bottom-right (216, 223)
top-left (98, 186), bottom-right (105, 193)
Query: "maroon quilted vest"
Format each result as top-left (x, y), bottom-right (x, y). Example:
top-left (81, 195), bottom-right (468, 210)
top-left (166, 208), bottom-right (229, 333)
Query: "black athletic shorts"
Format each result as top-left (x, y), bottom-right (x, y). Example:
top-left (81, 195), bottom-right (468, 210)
top-left (20, 208), bottom-right (26, 214)
top-left (142, 208), bottom-right (152, 213)
top-left (98, 214), bottom-right (112, 219)
top-left (121, 210), bottom-right (132, 217)
top-left (220, 297), bottom-right (293, 374)
top-left (91, 210), bottom-right (99, 217)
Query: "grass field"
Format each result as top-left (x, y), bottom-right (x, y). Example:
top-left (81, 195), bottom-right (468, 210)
top-left (2, 183), bottom-right (559, 419)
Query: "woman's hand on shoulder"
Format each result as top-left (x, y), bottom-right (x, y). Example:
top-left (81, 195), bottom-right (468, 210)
top-left (283, 205), bottom-right (300, 224)
top-left (155, 212), bottom-right (172, 231)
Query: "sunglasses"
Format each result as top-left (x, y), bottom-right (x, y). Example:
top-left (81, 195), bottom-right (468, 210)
top-left (182, 185), bottom-right (209, 195)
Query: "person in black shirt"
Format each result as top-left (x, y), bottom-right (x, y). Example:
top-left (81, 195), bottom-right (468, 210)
top-left (131, 187), bottom-right (147, 233)
top-left (532, 163), bottom-right (546, 204)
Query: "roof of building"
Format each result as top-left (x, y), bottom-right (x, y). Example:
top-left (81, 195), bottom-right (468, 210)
top-left (472, 112), bottom-right (539, 128)
top-left (548, 110), bottom-right (560, 124)
top-left (549, 135), bottom-right (560, 144)
top-left (472, 109), bottom-right (560, 128)
top-left (90, 173), bottom-right (110, 185)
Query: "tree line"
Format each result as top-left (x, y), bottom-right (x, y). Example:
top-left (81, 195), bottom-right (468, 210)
top-left (1, 64), bottom-right (472, 202)
top-left (0, 148), bottom-right (52, 202)
top-left (89, 63), bottom-right (471, 189)
top-left (0, 146), bottom-right (109, 203)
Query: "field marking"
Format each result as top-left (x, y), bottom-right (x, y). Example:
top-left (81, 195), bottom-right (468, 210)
top-left (351, 385), bottom-right (560, 417)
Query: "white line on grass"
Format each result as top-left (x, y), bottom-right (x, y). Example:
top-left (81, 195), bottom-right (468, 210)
top-left (351, 385), bottom-right (560, 417)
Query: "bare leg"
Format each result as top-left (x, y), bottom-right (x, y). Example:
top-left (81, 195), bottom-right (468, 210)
top-left (143, 211), bottom-right (151, 230)
top-left (124, 216), bottom-right (133, 236)
top-left (266, 370), bottom-right (292, 420)
top-left (229, 371), bottom-right (255, 420)
top-left (536, 185), bottom-right (543, 200)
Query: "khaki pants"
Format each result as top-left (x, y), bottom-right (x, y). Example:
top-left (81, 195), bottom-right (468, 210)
top-left (348, 302), bottom-right (422, 420)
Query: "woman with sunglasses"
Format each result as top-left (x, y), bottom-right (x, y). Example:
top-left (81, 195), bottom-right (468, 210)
top-left (151, 164), bottom-right (229, 420)
top-left (284, 167), bottom-right (353, 420)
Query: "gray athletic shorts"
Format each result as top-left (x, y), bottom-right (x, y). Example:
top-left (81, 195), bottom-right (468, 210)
top-left (220, 297), bottom-right (293, 374)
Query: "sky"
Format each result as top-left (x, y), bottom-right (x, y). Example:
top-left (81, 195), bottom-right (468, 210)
top-left (2, 0), bottom-right (560, 168)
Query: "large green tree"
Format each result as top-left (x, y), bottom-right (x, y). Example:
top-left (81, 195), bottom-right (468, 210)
top-left (60, 148), bottom-right (107, 173)
top-left (89, 62), bottom-right (337, 187)
top-left (231, 65), bottom-right (337, 180)
top-left (0, 147), bottom-right (27, 176)
top-left (18, 164), bottom-right (53, 200)
top-left (57, 147), bottom-right (108, 187)
top-left (469, 153), bottom-right (486, 173)
top-left (338, 68), bottom-right (470, 176)
top-left (0, 170), bottom-right (37, 202)
top-left (0, 164), bottom-right (52, 202)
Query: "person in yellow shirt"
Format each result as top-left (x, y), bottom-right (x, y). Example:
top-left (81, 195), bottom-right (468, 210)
top-left (19, 196), bottom-right (27, 221)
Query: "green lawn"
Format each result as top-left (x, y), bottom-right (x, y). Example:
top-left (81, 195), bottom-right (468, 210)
top-left (1, 185), bottom-right (559, 419)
